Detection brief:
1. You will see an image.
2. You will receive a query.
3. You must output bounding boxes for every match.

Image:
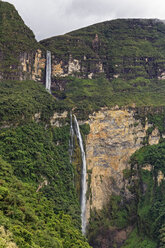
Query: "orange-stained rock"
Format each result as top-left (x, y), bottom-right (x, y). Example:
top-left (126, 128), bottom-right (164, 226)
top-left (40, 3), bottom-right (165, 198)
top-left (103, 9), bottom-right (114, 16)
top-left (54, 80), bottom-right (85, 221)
top-left (85, 108), bottom-right (158, 221)
top-left (32, 49), bottom-right (46, 81)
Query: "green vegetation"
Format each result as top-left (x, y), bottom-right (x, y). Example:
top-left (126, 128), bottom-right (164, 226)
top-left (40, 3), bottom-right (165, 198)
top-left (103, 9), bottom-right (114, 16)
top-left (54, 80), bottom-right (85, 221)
top-left (3, 77), bottom-right (165, 123)
top-left (41, 19), bottom-right (165, 121)
top-left (0, 2), bottom-right (38, 51)
top-left (0, 156), bottom-right (90, 247)
top-left (126, 141), bottom-right (165, 247)
top-left (0, 123), bottom-right (80, 219)
top-left (122, 229), bottom-right (157, 248)
top-left (1, 74), bottom-right (165, 128)
top-left (1, 4), bottom-right (165, 247)
top-left (0, 80), bottom-right (91, 247)
top-left (87, 138), bottom-right (165, 247)
top-left (130, 142), bottom-right (165, 174)
top-left (41, 19), bottom-right (165, 80)
top-left (87, 194), bottom-right (136, 248)
top-left (0, 1), bottom-right (40, 79)
top-left (52, 75), bottom-right (165, 119)
top-left (0, 80), bottom-right (65, 125)
top-left (1, 78), bottom-right (165, 247)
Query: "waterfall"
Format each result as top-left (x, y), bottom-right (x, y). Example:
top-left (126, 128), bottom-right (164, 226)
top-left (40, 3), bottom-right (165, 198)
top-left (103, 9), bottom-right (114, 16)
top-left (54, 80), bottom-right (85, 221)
top-left (73, 115), bottom-right (87, 235)
top-left (46, 50), bottom-right (51, 92)
top-left (69, 112), bottom-right (74, 163)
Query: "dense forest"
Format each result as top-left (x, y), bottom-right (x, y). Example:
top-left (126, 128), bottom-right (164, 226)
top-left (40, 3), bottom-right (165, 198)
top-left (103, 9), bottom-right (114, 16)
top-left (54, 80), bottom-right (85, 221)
top-left (0, 1), bottom-right (165, 248)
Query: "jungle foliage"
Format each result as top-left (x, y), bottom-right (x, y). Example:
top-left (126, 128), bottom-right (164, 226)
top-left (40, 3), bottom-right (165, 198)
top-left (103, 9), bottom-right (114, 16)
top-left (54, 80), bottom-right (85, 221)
top-left (41, 19), bottom-right (165, 80)
top-left (53, 76), bottom-right (165, 119)
top-left (87, 138), bottom-right (165, 248)
top-left (0, 80), bottom-right (91, 247)
top-left (1, 3), bottom-right (165, 247)
top-left (0, 1), bottom-right (39, 77)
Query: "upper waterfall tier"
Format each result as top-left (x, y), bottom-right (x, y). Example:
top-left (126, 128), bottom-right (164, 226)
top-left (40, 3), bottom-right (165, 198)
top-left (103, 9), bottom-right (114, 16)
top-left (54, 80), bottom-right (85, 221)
top-left (46, 51), bottom-right (51, 92)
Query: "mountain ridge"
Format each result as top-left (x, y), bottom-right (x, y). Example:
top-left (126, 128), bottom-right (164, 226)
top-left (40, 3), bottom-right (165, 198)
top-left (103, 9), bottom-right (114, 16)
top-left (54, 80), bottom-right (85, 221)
top-left (40, 18), bottom-right (165, 95)
top-left (1, 2), bottom-right (165, 248)
top-left (41, 18), bottom-right (163, 40)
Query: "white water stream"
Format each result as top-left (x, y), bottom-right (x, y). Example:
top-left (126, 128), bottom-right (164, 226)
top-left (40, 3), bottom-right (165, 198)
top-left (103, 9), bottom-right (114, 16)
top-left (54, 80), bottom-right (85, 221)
top-left (46, 51), bottom-right (51, 92)
top-left (73, 115), bottom-right (87, 235)
top-left (69, 113), bottom-right (74, 163)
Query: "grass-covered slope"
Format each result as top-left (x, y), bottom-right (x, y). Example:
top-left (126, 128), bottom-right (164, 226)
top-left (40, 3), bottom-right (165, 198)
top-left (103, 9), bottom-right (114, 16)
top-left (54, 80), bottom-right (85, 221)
top-left (0, 1), bottom-right (39, 79)
top-left (41, 19), bottom-right (165, 80)
top-left (2, 77), bottom-right (165, 122)
top-left (51, 75), bottom-right (165, 119)
top-left (40, 19), bottom-right (165, 119)
top-left (0, 80), bottom-right (91, 248)
top-left (0, 80), bottom-right (58, 125)
top-left (1, 5), bottom-right (165, 247)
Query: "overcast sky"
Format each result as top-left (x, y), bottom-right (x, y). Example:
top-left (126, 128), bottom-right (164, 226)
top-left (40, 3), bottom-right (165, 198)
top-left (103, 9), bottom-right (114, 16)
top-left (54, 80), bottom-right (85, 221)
top-left (6, 0), bottom-right (165, 41)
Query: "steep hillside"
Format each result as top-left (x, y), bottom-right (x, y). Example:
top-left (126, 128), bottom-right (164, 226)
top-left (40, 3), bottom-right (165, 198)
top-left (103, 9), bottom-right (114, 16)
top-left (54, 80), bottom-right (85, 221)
top-left (41, 19), bottom-right (165, 88)
top-left (40, 19), bottom-right (165, 121)
top-left (1, 2), bottom-right (165, 248)
top-left (0, 1), bottom-right (45, 81)
top-left (0, 80), bottom-right (91, 247)
top-left (86, 108), bottom-right (165, 248)
top-left (40, 19), bottom-right (165, 248)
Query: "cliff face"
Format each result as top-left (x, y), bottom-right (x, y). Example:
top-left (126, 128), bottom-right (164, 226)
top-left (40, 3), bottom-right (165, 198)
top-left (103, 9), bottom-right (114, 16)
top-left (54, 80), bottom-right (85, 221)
top-left (0, 2), bottom-right (46, 82)
top-left (2, 4), bottom-right (165, 91)
top-left (0, 226), bottom-right (18, 248)
top-left (85, 107), bottom-right (160, 221)
top-left (41, 19), bottom-right (165, 90)
top-left (16, 49), bottom-right (46, 82)
top-left (2, 4), bottom-right (165, 246)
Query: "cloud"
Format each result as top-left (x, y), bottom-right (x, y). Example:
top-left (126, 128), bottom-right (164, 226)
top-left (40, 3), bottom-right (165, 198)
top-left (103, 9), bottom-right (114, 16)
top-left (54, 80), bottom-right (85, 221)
top-left (6, 0), bottom-right (165, 41)
top-left (66, 0), bottom-right (155, 19)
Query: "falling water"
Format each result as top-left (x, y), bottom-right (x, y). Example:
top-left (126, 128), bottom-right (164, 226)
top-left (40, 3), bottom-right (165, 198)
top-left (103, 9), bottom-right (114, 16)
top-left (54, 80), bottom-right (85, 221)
top-left (46, 51), bottom-right (51, 92)
top-left (73, 115), bottom-right (87, 235)
top-left (69, 112), bottom-right (74, 163)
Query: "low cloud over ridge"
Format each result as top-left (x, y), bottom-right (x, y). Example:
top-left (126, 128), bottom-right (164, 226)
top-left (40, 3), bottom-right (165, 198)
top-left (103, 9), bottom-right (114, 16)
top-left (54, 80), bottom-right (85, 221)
top-left (6, 0), bottom-right (165, 40)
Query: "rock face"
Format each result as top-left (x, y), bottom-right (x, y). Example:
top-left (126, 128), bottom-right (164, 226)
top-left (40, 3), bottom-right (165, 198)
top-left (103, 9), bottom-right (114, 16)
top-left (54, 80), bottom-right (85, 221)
top-left (2, 3), bottom-right (165, 91)
top-left (157, 170), bottom-right (165, 186)
top-left (0, 226), bottom-right (18, 248)
top-left (85, 107), bottom-right (159, 221)
top-left (19, 50), bottom-right (46, 82)
top-left (49, 54), bottom-right (104, 90)
top-left (148, 127), bottom-right (160, 145)
top-left (0, 1), bottom-right (46, 83)
top-left (0, 48), bottom-right (45, 82)
top-left (32, 49), bottom-right (46, 82)
top-left (41, 19), bottom-right (165, 91)
top-left (50, 111), bottom-right (68, 127)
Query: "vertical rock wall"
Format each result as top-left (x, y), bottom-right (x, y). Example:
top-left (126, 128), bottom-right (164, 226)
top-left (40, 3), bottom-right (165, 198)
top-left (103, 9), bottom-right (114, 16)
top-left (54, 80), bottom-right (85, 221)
top-left (0, 49), bottom-right (46, 82)
top-left (85, 107), bottom-right (160, 221)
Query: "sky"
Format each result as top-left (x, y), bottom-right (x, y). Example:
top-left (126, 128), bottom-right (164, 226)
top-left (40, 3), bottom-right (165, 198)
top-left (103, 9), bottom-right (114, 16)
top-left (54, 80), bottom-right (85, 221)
top-left (6, 0), bottom-right (165, 41)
